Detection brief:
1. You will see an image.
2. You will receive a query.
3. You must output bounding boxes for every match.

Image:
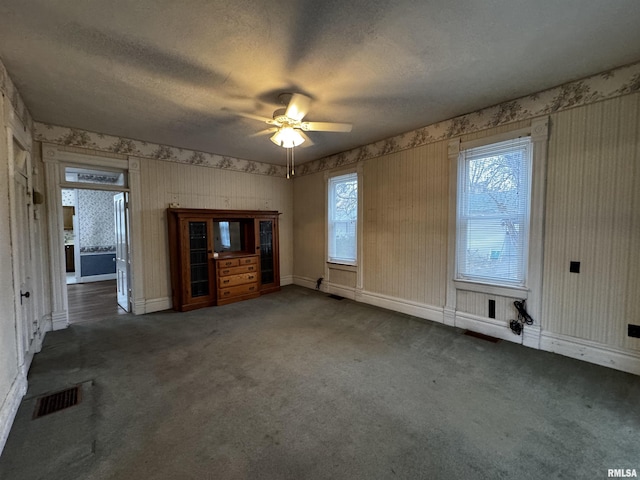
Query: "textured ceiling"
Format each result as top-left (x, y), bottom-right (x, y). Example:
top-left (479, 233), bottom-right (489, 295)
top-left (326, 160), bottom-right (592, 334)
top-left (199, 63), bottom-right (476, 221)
top-left (1, 0), bottom-right (640, 165)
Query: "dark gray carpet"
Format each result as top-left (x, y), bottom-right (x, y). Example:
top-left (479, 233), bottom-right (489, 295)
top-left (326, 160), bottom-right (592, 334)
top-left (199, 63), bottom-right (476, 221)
top-left (1, 285), bottom-right (639, 479)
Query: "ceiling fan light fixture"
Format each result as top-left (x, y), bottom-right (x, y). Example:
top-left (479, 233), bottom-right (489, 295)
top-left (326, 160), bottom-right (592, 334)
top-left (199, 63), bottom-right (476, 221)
top-left (270, 127), bottom-right (305, 149)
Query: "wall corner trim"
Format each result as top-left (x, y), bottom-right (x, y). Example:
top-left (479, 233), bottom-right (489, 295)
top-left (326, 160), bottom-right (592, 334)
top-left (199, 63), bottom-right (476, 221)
top-left (51, 310), bottom-right (68, 331)
top-left (0, 372), bottom-right (27, 456)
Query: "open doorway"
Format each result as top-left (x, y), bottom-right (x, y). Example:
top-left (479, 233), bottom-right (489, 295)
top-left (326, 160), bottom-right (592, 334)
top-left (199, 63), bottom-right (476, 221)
top-left (61, 168), bottom-right (131, 324)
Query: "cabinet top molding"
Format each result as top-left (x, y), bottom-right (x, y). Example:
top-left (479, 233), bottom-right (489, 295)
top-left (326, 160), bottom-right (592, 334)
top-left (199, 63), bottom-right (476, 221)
top-left (167, 208), bottom-right (281, 218)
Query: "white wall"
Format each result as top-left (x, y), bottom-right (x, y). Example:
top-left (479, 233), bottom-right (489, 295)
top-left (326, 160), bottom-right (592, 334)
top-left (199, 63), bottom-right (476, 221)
top-left (293, 94), bottom-right (640, 374)
top-left (543, 94), bottom-right (640, 351)
top-left (139, 157), bottom-right (293, 308)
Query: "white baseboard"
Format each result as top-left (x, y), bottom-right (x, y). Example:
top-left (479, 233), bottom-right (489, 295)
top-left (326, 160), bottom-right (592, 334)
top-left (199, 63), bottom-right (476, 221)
top-left (293, 276), bottom-right (321, 291)
top-left (540, 331), bottom-right (640, 376)
top-left (41, 313), bottom-right (53, 335)
top-left (454, 312), bottom-right (523, 344)
top-left (51, 310), bottom-right (68, 331)
top-left (280, 275), bottom-right (294, 286)
top-left (0, 372), bottom-right (27, 456)
top-left (131, 297), bottom-right (146, 315)
top-left (523, 325), bottom-right (542, 349)
top-left (144, 297), bottom-right (171, 314)
top-left (326, 282), bottom-right (356, 300)
top-left (359, 290), bottom-right (444, 324)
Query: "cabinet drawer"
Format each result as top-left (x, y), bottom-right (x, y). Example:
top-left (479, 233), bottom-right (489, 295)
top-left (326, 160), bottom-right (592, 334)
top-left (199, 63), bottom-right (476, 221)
top-left (218, 264), bottom-right (257, 277)
top-left (239, 256), bottom-right (258, 265)
top-left (218, 282), bottom-right (258, 299)
top-left (217, 258), bottom-right (239, 268)
top-left (217, 272), bottom-right (257, 288)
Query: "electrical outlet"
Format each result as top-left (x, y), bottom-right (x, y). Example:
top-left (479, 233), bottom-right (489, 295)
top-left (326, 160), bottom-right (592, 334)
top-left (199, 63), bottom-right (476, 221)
top-left (628, 324), bottom-right (640, 338)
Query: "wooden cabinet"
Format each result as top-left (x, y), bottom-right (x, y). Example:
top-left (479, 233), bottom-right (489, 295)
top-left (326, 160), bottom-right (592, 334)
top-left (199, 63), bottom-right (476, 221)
top-left (167, 213), bottom-right (216, 311)
top-left (168, 208), bottom-right (280, 311)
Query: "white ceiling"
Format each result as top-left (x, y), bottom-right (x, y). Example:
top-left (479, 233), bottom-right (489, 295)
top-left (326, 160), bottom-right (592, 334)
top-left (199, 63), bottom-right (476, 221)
top-left (1, 0), bottom-right (640, 166)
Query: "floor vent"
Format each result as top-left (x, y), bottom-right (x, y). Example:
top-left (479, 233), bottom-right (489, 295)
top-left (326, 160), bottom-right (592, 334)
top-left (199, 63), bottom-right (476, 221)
top-left (328, 294), bottom-right (344, 300)
top-left (464, 330), bottom-right (501, 343)
top-left (33, 385), bottom-right (82, 419)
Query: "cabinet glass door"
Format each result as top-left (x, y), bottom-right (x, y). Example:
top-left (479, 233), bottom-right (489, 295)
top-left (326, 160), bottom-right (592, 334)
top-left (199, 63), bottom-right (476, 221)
top-left (259, 220), bottom-right (274, 286)
top-left (189, 221), bottom-right (210, 297)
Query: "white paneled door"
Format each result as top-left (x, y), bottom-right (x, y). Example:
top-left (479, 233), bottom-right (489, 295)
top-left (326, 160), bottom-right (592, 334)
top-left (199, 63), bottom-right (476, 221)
top-left (13, 145), bottom-right (36, 364)
top-left (114, 192), bottom-right (130, 312)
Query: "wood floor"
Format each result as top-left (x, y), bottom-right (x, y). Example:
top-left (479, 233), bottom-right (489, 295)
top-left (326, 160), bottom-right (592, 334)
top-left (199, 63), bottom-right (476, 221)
top-left (67, 280), bottom-right (128, 324)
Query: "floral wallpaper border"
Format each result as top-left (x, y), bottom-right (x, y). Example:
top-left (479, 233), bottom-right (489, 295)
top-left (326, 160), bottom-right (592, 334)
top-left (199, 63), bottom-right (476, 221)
top-left (34, 60), bottom-right (640, 178)
top-left (0, 58), bottom-right (34, 132)
top-left (34, 123), bottom-right (286, 177)
top-left (298, 61), bottom-right (640, 176)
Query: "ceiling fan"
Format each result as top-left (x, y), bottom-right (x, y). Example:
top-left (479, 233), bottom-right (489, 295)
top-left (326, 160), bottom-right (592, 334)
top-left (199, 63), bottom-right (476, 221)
top-left (225, 93), bottom-right (353, 149)
top-left (224, 93), bottom-right (352, 178)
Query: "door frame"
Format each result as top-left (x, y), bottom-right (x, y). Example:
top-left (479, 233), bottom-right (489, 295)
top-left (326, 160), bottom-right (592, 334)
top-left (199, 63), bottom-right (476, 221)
top-left (43, 144), bottom-right (144, 329)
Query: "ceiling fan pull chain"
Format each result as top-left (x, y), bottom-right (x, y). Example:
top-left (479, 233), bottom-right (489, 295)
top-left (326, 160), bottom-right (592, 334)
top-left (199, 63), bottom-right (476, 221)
top-left (285, 143), bottom-right (291, 179)
top-left (291, 147), bottom-right (295, 176)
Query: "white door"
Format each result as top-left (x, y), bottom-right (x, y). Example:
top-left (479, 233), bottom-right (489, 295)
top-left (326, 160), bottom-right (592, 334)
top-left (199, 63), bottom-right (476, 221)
top-left (114, 192), bottom-right (130, 312)
top-left (13, 151), bottom-right (36, 361)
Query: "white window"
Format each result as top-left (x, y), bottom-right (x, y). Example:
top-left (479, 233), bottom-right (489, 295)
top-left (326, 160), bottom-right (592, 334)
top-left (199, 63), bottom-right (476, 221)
top-left (456, 137), bottom-right (532, 287)
top-left (328, 172), bottom-right (358, 264)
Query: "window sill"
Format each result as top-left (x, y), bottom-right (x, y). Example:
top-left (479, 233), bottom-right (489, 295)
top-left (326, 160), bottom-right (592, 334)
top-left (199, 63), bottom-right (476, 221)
top-left (454, 279), bottom-right (528, 299)
top-left (327, 262), bottom-right (357, 272)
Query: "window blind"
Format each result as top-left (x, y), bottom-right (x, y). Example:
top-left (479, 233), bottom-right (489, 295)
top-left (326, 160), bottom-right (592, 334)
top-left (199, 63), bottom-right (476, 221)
top-left (328, 172), bottom-right (358, 264)
top-left (456, 137), bottom-right (532, 286)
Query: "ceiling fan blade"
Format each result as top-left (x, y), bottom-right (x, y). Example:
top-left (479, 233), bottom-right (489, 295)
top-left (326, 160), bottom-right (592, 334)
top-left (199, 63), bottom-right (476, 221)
top-left (222, 107), bottom-right (276, 125)
top-left (285, 93), bottom-right (311, 121)
top-left (298, 130), bottom-right (315, 147)
top-left (300, 121), bottom-right (352, 133)
top-left (249, 127), bottom-right (278, 137)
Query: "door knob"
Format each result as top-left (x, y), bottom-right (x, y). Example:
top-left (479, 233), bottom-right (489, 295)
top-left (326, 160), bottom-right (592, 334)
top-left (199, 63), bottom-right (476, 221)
top-left (20, 291), bottom-right (30, 304)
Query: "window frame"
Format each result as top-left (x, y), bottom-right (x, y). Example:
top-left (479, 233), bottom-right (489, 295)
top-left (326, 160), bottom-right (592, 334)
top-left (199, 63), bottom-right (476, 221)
top-left (455, 136), bottom-right (533, 289)
top-left (327, 171), bottom-right (359, 266)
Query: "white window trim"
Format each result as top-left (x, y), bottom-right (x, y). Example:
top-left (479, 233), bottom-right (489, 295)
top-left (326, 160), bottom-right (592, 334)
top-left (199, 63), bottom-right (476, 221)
top-left (445, 118), bottom-right (549, 334)
top-left (455, 135), bottom-right (532, 288)
top-left (324, 165), bottom-right (364, 294)
top-left (326, 170), bottom-right (359, 266)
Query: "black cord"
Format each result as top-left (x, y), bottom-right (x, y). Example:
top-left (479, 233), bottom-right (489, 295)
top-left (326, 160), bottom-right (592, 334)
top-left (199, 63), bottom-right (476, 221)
top-left (510, 299), bottom-right (534, 335)
top-left (514, 300), bottom-right (534, 325)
